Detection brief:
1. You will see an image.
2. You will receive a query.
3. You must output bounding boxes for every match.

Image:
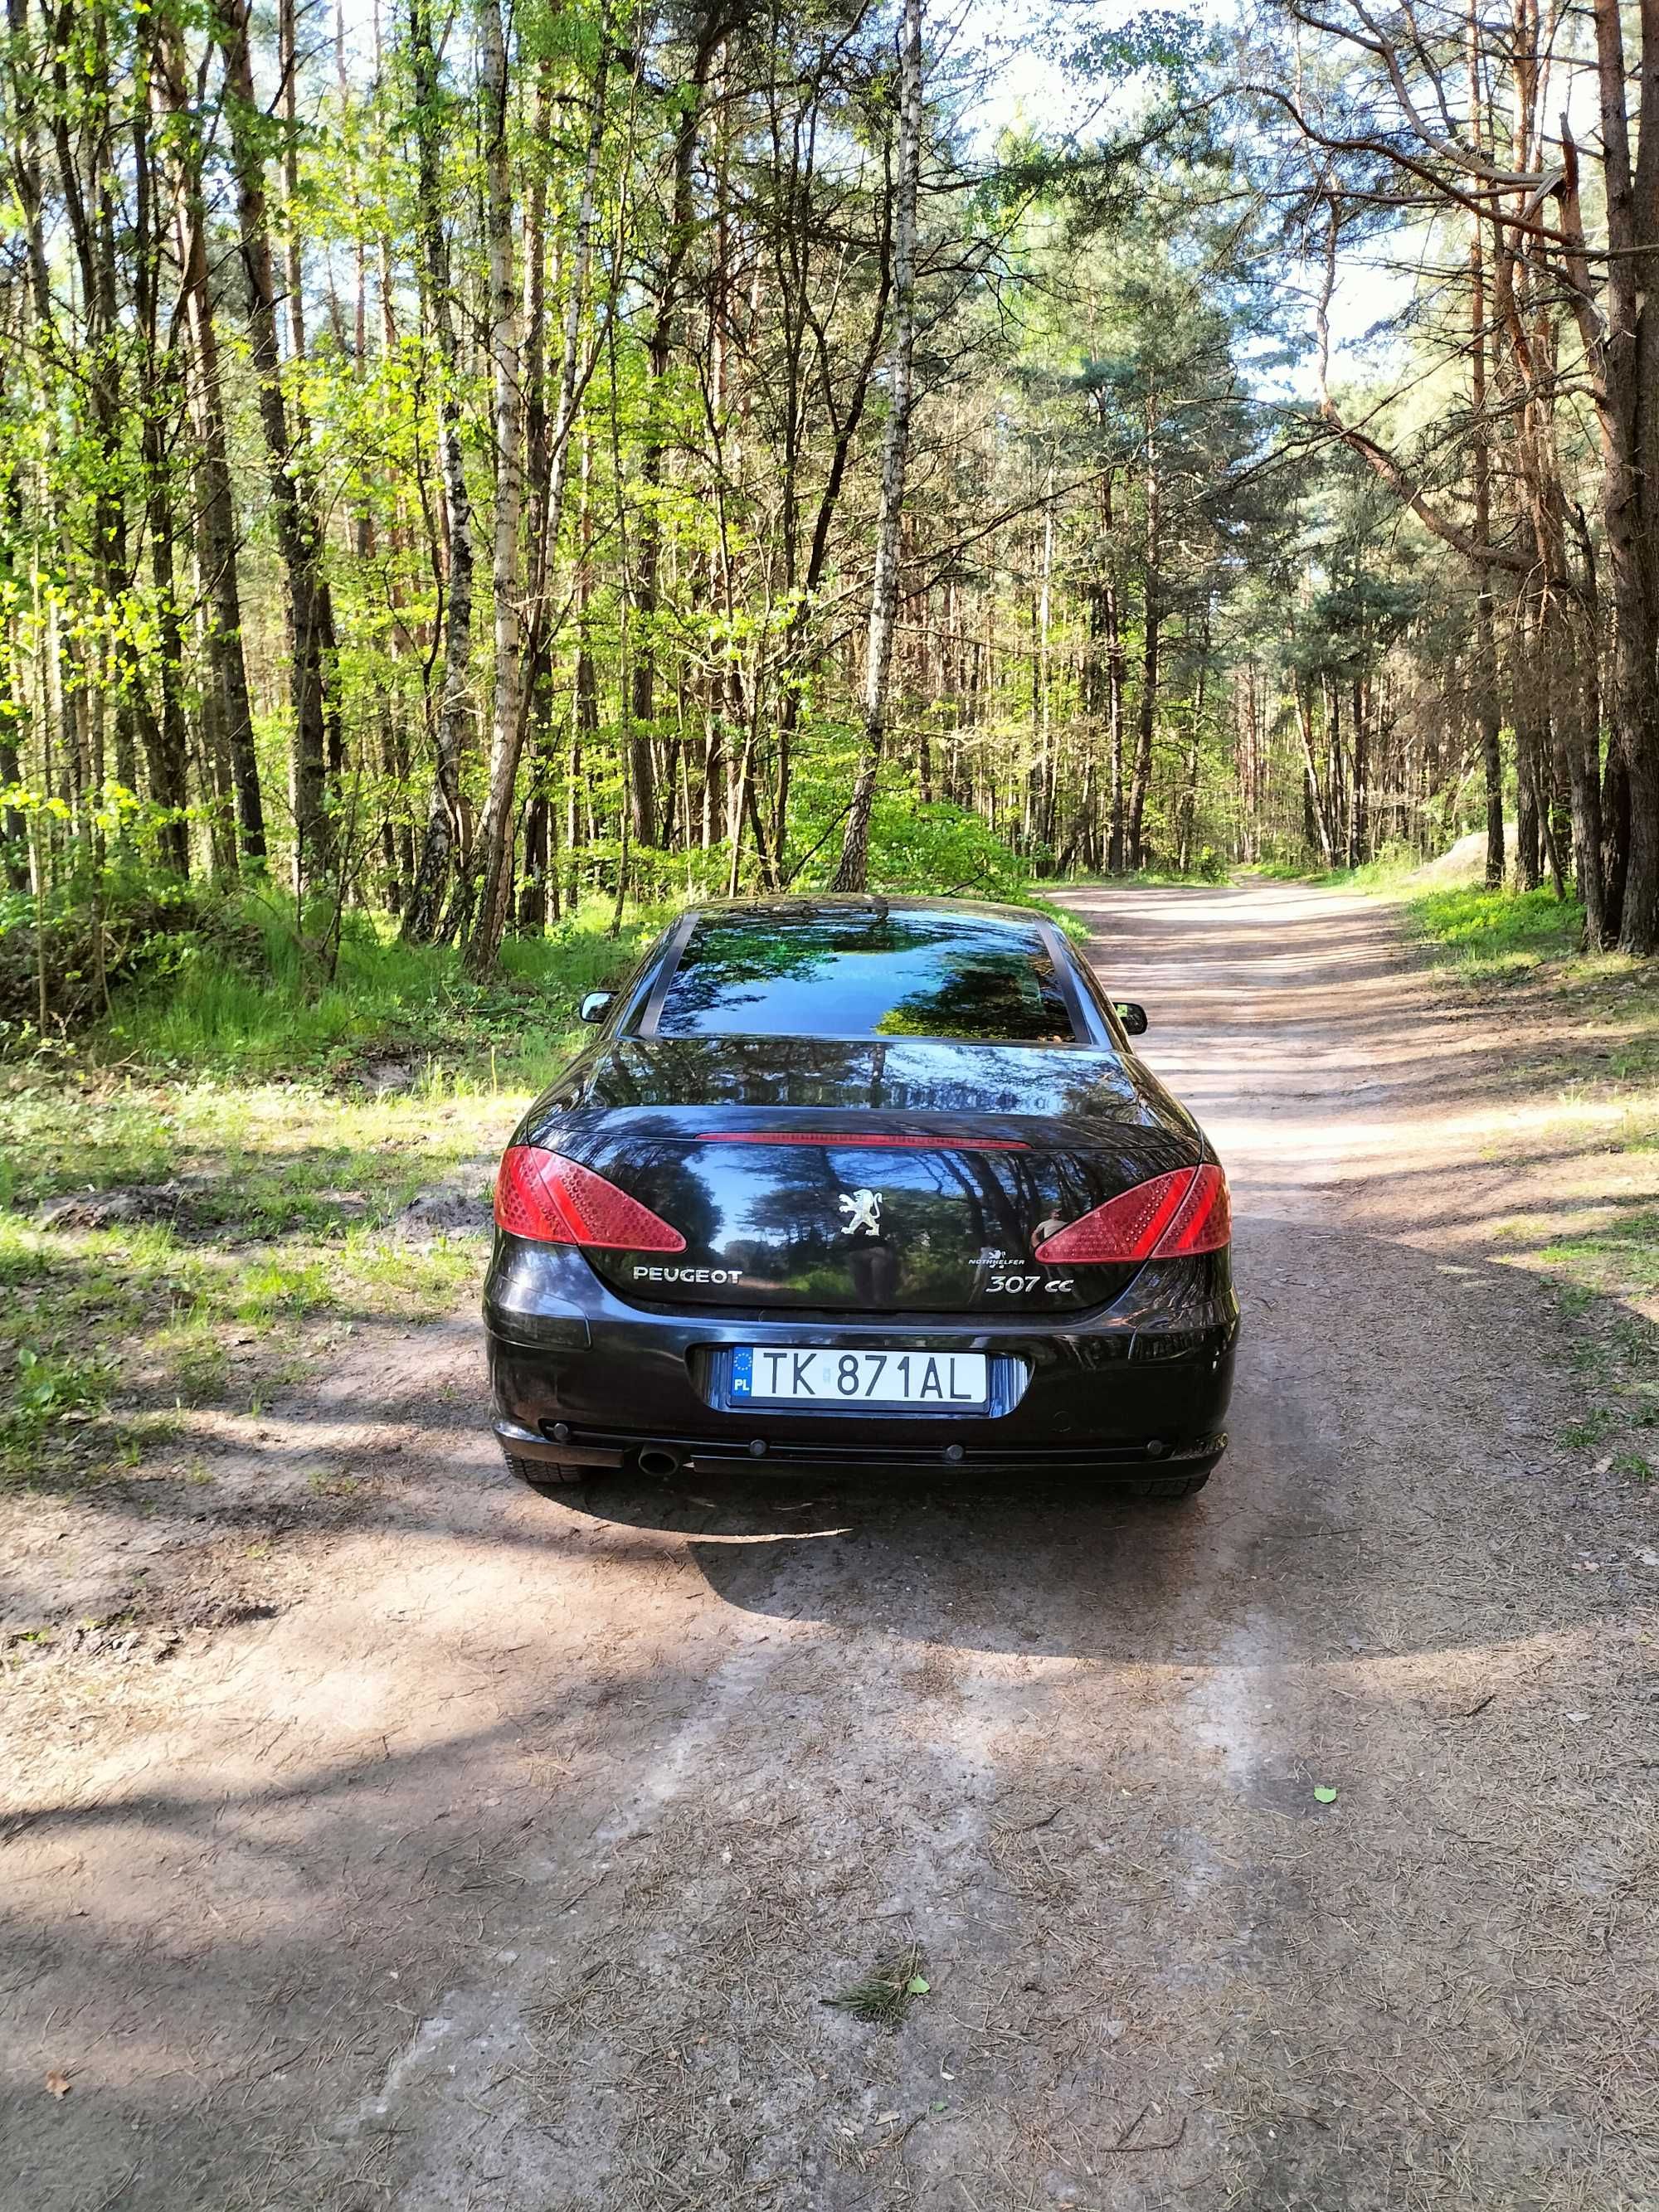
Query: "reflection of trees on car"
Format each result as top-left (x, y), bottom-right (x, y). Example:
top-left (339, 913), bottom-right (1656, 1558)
top-left (654, 923), bottom-right (838, 1026)
top-left (585, 1035), bottom-right (1148, 1126)
top-left (873, 952), bottom-right (1072, 1043)
top-left (657, 914), bottom-right (1074, 1043)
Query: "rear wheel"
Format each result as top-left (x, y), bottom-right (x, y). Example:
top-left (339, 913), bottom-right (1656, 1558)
top-left (503, 1451), bottom-right (588, 1494)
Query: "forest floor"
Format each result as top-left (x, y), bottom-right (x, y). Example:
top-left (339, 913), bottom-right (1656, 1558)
top-left (3, 879), bottom-right (1658, 2212)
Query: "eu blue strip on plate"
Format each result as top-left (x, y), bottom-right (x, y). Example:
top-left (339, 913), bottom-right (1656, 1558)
top-left (731, 1347), bottom-right (753, 1398)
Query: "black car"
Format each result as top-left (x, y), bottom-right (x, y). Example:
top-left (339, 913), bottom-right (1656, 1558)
top-left (485, 897), bottom-right (1238, 1499)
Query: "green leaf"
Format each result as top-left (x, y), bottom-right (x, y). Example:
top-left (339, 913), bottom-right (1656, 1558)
top-left (1312, 1785), bottom-right (1339, 1804)
top-left (907, 1975), bottom-right (930, 1995)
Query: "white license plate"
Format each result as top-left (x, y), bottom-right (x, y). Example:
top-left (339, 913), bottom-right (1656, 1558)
top-left (731, 1347), bottom-right (988, 1408)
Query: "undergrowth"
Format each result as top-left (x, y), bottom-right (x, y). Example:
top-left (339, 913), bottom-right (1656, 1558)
top-left (0, 892), bottom-right (664, 1492)
top-left (1405, 881), bottom-right (1659, 1489)
top-left (93, 888), bottom-right (662, 1084)
top-left (1404, 885), bottom-right (1589, 985)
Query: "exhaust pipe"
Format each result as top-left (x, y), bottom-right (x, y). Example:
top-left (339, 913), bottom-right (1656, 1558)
top-left (636, 1445), bottom-right (684, 1480)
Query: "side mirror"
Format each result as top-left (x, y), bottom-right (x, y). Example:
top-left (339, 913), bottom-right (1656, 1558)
top-left (579, 991), bottom-right (613, 1025)
top-left (1114, 1001), bottom-right (1149, 1037)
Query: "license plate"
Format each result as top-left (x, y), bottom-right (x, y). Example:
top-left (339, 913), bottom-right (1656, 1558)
top-left (731, 1347), bottom-right (988, 1408)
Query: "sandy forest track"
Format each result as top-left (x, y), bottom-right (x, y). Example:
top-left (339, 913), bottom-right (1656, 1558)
top-left (4, 882), bottom-right (1657, 2212)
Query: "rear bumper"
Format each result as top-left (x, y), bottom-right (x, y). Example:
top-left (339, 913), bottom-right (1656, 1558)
top-left (484, 1237), bottom-right (1238, 1478)
top-left (492, 1413), bottom-right (1228, 1479)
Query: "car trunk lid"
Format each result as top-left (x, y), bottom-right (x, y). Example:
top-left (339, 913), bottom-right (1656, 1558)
top-left (520, 1038), bottom-right (1204, 1315)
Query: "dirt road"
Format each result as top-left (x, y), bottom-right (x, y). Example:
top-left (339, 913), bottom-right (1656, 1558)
top-left (5, 882), bottom-right (1657, 2211)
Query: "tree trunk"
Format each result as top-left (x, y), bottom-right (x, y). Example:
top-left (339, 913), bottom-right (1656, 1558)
top-left (132, 32), bottom-right (190, 878)
top-left (628, 6), bottom-right (727, 846)
top-left (401, 0), bottom-right (474, 941)
top-left (1296, 680), bottom-right (1335, 865)
top-left (1125, 400), bottom-right (1160, 873)
top-left (1348, 678), bottom-right (1368, 865)
top-left (463, 0), bottom-right (525, 972)
top-left (469, 30), bottom-right (608, 975)
top-left (214, 0), bottom-right (335, 892)
top-left (1557, 0), bottom-right (1659, 949)
top-left (160, 20), bottom-right (265, 866)
top-left (832, 0), bottom-right (922, 893)
top-left (1105, 565), bottom-right (1126, 868)
top-left (1467, 87), bottom-right (1505, 890)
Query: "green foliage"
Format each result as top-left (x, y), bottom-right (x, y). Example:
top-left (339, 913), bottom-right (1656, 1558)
top-left (860, 798), bottom-right (1037, 901)
top-left (0, 1343), bottom-right (112, 1466)
top-left (786, 786), bottom-right (1038, 903)
top-left (1406, 887), bottom-right (1584, 982)
top-left (95, 887), bottom-right (659, 1082)
top-left (0, 828), bottom-right (205, 1040)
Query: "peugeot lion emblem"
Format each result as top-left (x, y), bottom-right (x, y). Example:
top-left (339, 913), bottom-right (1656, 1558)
top-left (838, 1188), bottom-right (883, 1237)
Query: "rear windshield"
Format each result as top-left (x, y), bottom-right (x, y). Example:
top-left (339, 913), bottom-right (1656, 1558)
top-left (653, 912), bottom-right (1080, 1043)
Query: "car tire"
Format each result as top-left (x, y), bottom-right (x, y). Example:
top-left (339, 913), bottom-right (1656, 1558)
top-left (503, 1452), bottom-right (588, 1494)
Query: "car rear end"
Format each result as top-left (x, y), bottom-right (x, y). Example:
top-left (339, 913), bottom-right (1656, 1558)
top-left (484, 897), bottom-right (1236, 1493)
top-left (485, 1109), bottom-right (1236, 1487)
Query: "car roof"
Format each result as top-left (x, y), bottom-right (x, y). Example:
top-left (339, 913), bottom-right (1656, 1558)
top-left (680, 894), bottom-right (1055, 931)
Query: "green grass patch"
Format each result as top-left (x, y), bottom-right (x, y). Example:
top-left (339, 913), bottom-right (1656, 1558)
top-left (93, 887), bottom-right (659, 1087)
top-left (0, 886), bottom-right (684, 1494)
top-left (822, 1945), bottom-right (931, 2028)
top-left (1540, 1212), bottom-right (1659, 1294)
top-left (0, 1071), bottom-right (500, 1491)
top-left (1559, 1410), bottom-right (1617, 1451)
top-left (1404, 886), bottom-right (1586, 984)
top-left (0, 1344), bottom-right (113, 1457)
top-left (1403, 882), bottom-right (1659, 1491)
top-left (1239, 845), bottom-right (1423, 892)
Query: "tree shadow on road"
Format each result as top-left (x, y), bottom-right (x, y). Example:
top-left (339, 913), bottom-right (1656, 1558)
top-left (548, 1218), bottom-right (1652, 1670)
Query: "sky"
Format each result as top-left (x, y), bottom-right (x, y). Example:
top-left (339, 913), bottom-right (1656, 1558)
top-left (942, 0), bottom-right (1413, 393)
top-left (322, 0), bottom-right (1407, 392)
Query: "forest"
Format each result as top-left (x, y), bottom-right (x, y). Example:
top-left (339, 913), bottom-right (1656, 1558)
top-left (2, 0), bottom-right (1658, 1038)
top-left (8, 5), bottom-right (1659, 2197)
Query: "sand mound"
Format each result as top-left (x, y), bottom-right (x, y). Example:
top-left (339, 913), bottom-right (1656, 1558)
top-left (1408, 825), bottom-right (1515, 884)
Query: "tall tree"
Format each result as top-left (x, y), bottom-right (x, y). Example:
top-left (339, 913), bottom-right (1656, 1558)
top-left (215, 0), bottom-right (338, 891)
top-left (833, 0), bottom-right (922, 893)
top-left (469, 21), bottom-right (610, 974)
top-left (400, 0), bottom-right (474, 941)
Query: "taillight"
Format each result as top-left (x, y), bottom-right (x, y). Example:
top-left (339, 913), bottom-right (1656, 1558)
top-left (494, 1147), bottom-right (686, 1251)
top-left (1032, 1164), bottom-right (1230, 1263)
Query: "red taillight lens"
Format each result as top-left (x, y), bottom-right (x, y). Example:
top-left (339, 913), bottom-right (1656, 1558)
top-left (1032, 1164), bottom-right (1230, 1264)
top-left (493, 1147), bottom-right (686, 1251)
top-left (1155, 1163), bottom-right (1232, 1256)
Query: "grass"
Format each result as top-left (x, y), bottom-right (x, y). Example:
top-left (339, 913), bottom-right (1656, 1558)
top-left (1399, 878), bottom-right (1659, 1492)
top-left (0, 1174), bottom-right (479, 1488)
top-left (1039, 863), bottom-right (1227, 896)
top-left (1243, 847), bottom-right (1421, 890)
top-left (821, 1945), bottom-right (930, 2028)
top-left (96, 888), bottom-right (660, 1085)
top-left (1403, 884), bottom-right (1590, 985)
top-left (0, 895), bottom-right (661, 1493)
